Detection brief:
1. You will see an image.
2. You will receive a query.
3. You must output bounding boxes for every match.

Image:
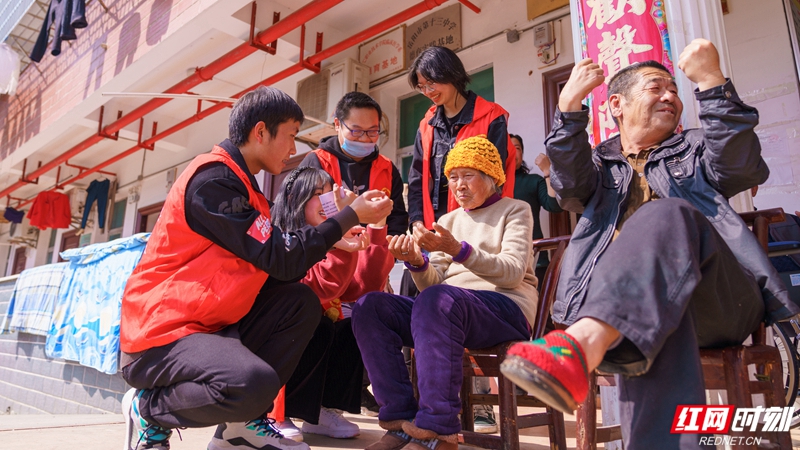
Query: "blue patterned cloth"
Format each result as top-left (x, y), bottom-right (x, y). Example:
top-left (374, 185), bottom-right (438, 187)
top-left (46, 233), bottom-right (149, 374)
top-left (1, 262), bottom-right (70, 336)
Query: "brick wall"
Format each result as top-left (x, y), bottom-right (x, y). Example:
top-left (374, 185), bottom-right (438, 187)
top-left (0, 277), bottom-right (129, 415)
top-left (0, 0), bottom-right (205, 159)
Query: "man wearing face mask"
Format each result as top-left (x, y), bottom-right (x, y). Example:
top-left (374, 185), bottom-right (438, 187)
top-left (301, 92), bottom-right (409, 237)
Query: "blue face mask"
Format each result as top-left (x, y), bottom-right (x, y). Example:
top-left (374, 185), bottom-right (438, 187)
top-left (341, 138), bottom-right (376, 158)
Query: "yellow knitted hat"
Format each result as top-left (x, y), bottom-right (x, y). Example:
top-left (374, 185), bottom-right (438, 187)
top-left (444, 135), bottom-right (506, 185)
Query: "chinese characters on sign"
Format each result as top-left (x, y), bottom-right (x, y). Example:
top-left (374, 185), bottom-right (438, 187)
top-left (577, 0), bottom-right (674, 145)
top-left (359, 26), bottom-right (406, 82)
top-left (405, 3), bottom-right (462, 67)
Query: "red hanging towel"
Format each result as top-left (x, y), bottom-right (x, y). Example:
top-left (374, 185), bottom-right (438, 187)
top-left (28, 191), bottom-right (72, 230)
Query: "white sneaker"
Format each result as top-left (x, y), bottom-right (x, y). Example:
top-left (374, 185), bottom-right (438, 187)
top-left (207, 417), bottom-right (309, 450)
top-left (122, 388), bottom-right (172, 450)
top-left (275, 418), bottom-right (303, 442)
top-left (301, 407), bottom-right (360, 438)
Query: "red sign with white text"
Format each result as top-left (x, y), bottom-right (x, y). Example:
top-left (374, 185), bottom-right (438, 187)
top-left (576, 0), bottom-right (675, 145)
top-left (671, 405), bottom-right (735, 434)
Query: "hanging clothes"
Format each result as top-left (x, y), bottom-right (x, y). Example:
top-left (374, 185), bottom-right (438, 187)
top-left (29, 0), bottom-right (88, 63)
top-left (4, 207), bottom-right (24, 224)
top-left (46, 233), bottom-right (149, 374)
top-left (1, 263), bottom-right (70, 336)
top-left (28, 191), bottom-right (72, 230)
top-left (80, 179), bottom-right (110, 229)
top-left (0, 43), bottom-right (21, 96)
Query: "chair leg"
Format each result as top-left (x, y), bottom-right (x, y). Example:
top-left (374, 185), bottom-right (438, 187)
top-left (724, 348), bottom-right (758, 450)
top-left (498, 373), bottom-right (520, 450)
top-left (461, 358), bottom-right (474, 432)
top-left (548, 407), bottom-right (568, 450)
top-left (575, 372), bottom-right (597, 450)
top-left (723, 348), bottom-right (751, 407)
top-left (766, 354), bottom-right (793, 449)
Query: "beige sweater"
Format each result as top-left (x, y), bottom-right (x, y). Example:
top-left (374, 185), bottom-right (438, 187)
top-left (411, 197), bottom-right (539, 327)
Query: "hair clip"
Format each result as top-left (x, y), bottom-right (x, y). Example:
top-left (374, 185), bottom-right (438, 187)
top-left (284, 166), bottom-right (314, 195)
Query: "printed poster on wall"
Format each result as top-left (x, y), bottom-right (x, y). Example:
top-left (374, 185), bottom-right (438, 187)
top-left (359, 26), bottom-right (406, 82)
top-left (405, 3), bottom-right (462, 67)
top-left (576, 0), bottom-right (674, 146)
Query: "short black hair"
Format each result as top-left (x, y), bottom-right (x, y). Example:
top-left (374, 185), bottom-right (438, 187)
top-left (607, 61), bottom-right (671, 125)
top-left (334, 91), bottom-right (383, 123)
top-left (510, 134), bottom-right (529, 174)
top-left (509, 134), bottom-right (524, 152)
top-left (607, 60), bottom-right (671, 99)
top-left (272, 167), bottom-right (334, 232)
top-left (229, 86), bottom-right (304, 147)
top-left (408, 46), bottom-right (470, 97)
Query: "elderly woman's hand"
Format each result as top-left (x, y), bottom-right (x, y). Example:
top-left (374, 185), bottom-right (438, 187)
top-left (429, 223), bottom-right (463, 257)
top-left (388, 234), bottom-right (425, 266)
top-left (411, 221), bottom-right (437, 251)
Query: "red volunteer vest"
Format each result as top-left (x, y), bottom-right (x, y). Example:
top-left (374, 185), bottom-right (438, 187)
top-left (120, 146), bottom-right (272, 353)
top-left (313, 148), bottom-right (394, 197)
top-left (418, 96), bottom-right (517, 229)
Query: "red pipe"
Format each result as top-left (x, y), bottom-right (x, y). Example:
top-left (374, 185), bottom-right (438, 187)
top-left (457, 0), bottom-right (481, 14)
top-left (13, 0), bottom-right (452, 197)
top-left (60, 64), bottom-right (308, 188)
top-left (0, 0), bottom-right (343, 200)
top-left (307, 0), bottom-right (447, 65)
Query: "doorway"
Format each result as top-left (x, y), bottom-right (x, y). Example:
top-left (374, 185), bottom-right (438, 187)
top-left (542, 63), bottom-right (575, 237)
top-left (11, 247), bottom-right (27, 275)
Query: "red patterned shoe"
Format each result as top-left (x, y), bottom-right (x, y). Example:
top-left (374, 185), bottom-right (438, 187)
top-left (500, 331), bottom-right (589, 414)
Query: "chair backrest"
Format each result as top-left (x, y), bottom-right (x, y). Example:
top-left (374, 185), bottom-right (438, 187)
top-left (531, 235), bottom-right (571, 340)
top-left (739, 207), bottom-right (786, 251)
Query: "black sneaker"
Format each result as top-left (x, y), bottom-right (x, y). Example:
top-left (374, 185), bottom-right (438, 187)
top-left (473, 410), bottom-right (497, 434)
top-left (361, 387), bottom-right (380, 417)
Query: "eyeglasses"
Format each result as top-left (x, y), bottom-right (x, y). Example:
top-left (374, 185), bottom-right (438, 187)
top-left (340, 121), bottom-right (381, 138)
top-left (415, 81), bottom-right (437, 93)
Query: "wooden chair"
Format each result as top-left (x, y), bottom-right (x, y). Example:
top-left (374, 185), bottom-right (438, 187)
top-left (576, 207), bottom-right (792, 450)
top-left (456, 235), bottom-right (571, 450)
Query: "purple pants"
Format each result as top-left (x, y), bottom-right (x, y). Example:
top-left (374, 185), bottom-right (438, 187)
top-left (351, 284), bottom-right (530, 435)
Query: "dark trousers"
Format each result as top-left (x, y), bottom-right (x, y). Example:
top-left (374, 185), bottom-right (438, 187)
top-left (122, 283), bottom-right (319, 429)
top-left (575, 199), bottom-right (764, 449)
top-left (81, 178), bottom-right (109, 229)
top-left (285, 316), bottom-right (363, 423)
top-left (352, 285), bottom-right (530, 435)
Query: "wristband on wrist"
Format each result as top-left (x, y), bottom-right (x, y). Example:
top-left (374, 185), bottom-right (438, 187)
top-left (452, 241), bottom-right (472, 263)
top-left (405, 254), bottom-right (429, 272)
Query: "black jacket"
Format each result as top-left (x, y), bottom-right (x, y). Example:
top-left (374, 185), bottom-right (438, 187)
top-left (30, 0), bottom-right (87, 62)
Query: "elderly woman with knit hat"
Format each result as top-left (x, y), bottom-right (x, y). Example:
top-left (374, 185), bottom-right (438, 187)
top-left (351, 135), bottom-right (539, 450)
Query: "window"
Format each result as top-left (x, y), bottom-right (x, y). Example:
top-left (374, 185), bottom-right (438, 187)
top-left (58, 230), bottom-right (80, 262)
top-left (46, 229), bottom-right (57, 264)
top-left (136, 202), bottom-right (164, 233)
top-left (397, 67), bottom-right (495, 181)
top-left (12, 247), bottom-right (26, 275)
top-left (108, 199), bottom-right (126, 241)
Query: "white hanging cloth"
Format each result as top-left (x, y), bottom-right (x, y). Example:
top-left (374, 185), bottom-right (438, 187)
top-left (0, 43), bottom-right (21, 96)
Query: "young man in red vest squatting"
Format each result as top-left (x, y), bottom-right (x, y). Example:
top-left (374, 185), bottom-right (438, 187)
top-left (118, 86), bottom-right (393, 450)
